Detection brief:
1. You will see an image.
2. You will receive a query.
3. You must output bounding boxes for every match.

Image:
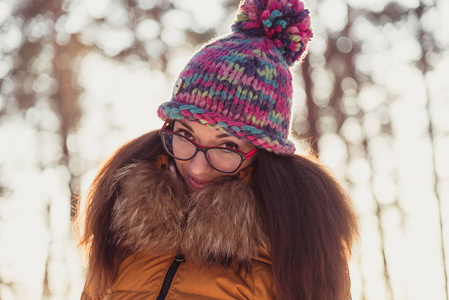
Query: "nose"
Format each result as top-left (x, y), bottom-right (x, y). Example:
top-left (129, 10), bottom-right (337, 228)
top-left (189, 150), bottom-right (213, 175)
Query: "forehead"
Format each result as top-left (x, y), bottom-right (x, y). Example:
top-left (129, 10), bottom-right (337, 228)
top-left (174, 120), bottom-right (232, 139)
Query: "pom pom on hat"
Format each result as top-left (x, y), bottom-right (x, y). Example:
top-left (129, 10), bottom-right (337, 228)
top-left (232, 0), bottom-right (313, 66)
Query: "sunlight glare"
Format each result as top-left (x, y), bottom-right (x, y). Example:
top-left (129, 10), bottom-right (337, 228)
top-left (351, 185), bottom-right (375, 214)
top-left (96, 26), bottom-right (134, 57)
top-left (172, 0), bottom-right (225, 32)
top-left (105, 3), bottom-right (129, 27)
top-left (86, 0), bottom-right (112, 19)
top-left (318, 133), bottom-right (348, 178)
top-left (311, 68), bottom-right (334, 107)
top-left (161, 27), bottom-right (186, 47)
top-left (348, 157), bottom-right (371, 184)
top-left (136, 18), bottom-right (160, 41)
top-left (0, 1), bottom-right (13, 25)
top-left (357, 84), bottom-right (386, 113)
top-left (341, 118), bottom-right (363, 144)
top-left (137, 0), bottom-right (158, 10)
top-left (359, 215), bottom-right (389, 299)
top-left (363, 112), bottom-right (381, 137)
top-left (162, 9), bottom-right (192, 30)
top-left (436, 0), bottom-right (449, 46)
top-left (319, 0), bottom-right (347, 32)
top-left (2, 25), bottom-right (22, 53)
top-left (78, 52), bottom-right (169, 166)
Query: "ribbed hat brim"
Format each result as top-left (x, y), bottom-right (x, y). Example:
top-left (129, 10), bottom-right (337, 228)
top-left (158, 101), bottom-right (296, 156)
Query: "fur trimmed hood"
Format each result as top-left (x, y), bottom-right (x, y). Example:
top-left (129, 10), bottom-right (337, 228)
top-left (109, 157), bottom-right (269, 269)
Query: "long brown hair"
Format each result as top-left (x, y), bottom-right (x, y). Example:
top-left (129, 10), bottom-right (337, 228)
top-left (77, 129), bottom-right (358, 299)
top-left (252, 150), bottom-right (359, 300)
top-left (77, 129), bottom-right (164, 297)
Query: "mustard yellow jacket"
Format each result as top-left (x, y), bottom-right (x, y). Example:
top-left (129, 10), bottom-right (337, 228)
top-left (82, 250), bottom-right (274, 300)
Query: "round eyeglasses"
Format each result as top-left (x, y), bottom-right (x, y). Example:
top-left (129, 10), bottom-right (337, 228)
top-left (159, 124), bottom-right (257, 174)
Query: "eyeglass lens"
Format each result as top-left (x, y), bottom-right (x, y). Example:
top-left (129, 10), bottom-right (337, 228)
top-left (162, 132), bottom-right (243, 173)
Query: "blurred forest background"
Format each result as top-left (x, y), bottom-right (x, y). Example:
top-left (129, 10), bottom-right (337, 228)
top-left (1, 0), bottom-right (448, 299)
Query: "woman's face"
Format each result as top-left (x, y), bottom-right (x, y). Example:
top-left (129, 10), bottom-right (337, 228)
top-left (172, 120), bottom-right (257, 194)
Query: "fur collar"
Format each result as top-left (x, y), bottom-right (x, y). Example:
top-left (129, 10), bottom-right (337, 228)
top-left (109, 158), bottom-right (269, 269)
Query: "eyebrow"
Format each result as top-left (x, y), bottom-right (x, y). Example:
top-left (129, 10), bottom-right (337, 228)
top-left (180, 122), bottom-right (231, 139)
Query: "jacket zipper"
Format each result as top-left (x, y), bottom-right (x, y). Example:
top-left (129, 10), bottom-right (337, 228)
top-left (156, 254), bottom-right (185, 300)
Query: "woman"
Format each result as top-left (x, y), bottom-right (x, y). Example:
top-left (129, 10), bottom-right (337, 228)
top-left (77, 0), bottom-right (359, 299)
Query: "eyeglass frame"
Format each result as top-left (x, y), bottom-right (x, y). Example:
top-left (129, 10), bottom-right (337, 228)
top-left (159, 120), bottom-right (258, 173)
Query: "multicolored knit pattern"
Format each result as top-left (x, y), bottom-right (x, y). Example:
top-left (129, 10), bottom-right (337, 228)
top-left (232, 0), bottom-right (313, 66)
top-left (158, 0), bottom-right (313, 156)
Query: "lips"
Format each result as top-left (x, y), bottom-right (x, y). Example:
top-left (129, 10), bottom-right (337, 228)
top-left (186, 174), bottom-right (210, 190)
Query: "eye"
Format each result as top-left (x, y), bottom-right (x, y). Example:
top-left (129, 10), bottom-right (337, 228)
top-left (176, 129), bottom-right (194, 140)
top-left (219, 141), bottom-right (239, 150)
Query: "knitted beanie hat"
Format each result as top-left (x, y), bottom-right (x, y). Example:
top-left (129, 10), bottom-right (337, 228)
top-left (158, 0), bottom-right (313, 155)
